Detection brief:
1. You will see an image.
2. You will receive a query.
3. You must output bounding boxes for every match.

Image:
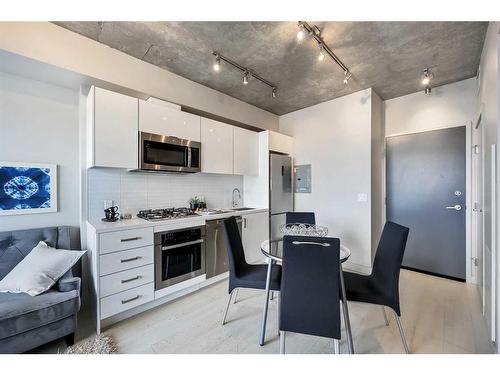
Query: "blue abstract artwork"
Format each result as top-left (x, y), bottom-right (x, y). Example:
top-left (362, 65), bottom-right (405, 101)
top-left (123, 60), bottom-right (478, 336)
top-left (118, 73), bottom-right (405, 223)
top-left (0, 162), bottom-right (57, 215)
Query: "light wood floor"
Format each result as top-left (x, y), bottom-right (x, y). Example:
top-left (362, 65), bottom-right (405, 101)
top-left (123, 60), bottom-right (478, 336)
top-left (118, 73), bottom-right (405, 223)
top-left (35, 270), bottom-right (494, 354)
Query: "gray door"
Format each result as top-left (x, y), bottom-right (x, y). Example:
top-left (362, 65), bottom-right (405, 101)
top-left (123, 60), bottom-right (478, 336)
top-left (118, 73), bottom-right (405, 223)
top-left (386, 126), bottom-right (466, 280)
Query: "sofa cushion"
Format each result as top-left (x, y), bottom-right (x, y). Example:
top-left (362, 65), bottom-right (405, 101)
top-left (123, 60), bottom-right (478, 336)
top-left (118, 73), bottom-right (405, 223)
top-left (0, 289), bottom-right (80, 340)
top-left (0, 227), bottom-right (59, 281)
top-left (0, 241), bottom-right (86, 296)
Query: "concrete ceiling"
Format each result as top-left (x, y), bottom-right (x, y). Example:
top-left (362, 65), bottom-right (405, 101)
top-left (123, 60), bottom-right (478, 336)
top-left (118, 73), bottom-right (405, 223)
top-left (54, 22), bottom-right (488, 115)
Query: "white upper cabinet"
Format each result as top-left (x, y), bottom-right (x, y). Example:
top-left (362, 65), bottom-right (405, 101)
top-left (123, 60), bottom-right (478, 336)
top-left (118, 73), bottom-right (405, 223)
top-left (139, 99), bottom-right (201, 141)
top-left (87, 86), bottom-right (139, 169)
top-left (200, 118), bottom-right (233, 174)
top-left (233, 127), bottom-right (259, 176)
top-left (268, 130), bottom-right (294, 155)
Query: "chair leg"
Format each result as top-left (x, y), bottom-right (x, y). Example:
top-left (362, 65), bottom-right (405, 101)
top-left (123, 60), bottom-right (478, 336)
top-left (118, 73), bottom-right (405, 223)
top-left (394, 312), bottom-right (410, 354)
top-left (233, 289), bottom-right (239, 304)
top-left (280, 331), bottom-right (286, 354)
top-left (382, 306), bottom-right (390, 326)
top-left (277, 292), bottom-right (281, 336)
top-left (333, 339), bottom-right (340, 354)
top-left (222, 289), bottom-right (236, 325)
top-left (259, 260), bottom-right (274, 346)
top-left (64, 333), bottom-right (75, 347)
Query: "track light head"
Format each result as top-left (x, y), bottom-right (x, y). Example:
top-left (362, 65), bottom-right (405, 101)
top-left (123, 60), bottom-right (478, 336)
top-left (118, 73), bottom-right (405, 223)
top-left (318, 45), bottom-right (325, 62)
top-left (213, 55), bottom-right (220, 72)
top-left (272, 88), bottom-right (277, 98)
top-left (243, 71), bottom-right (249, 85)
top-left (343, 71), bottom-right (352, 85)
top-left (424, 85), bottom-right (432, 94)
top-left (297, 22), bottom-right (305, 42)
top-left (421, 68), bottom-right (433, 85)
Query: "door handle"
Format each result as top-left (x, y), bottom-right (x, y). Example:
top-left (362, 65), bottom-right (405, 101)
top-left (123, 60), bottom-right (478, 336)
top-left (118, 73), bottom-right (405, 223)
top-left (445, 205), bottom-right (462, 211)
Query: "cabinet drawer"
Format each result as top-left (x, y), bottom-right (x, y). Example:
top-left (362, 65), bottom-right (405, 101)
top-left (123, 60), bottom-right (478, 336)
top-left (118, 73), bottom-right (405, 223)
top-left (100, 282), bottom-right (154, 319)
top-left (100, 264), bottom-right (154, 298)
top-left (99, 246), bottom-right (154, 276)
top-left (100, 227), bottom-right (153, 254)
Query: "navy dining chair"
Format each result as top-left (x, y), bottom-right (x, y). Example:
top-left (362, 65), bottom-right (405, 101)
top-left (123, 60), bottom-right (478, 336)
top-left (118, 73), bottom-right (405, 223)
top-left (285, 211), bottom-right (316, 224)
top-left (343, 221), bottom-right (410, 353)
top-left (279, 235), bottom-right (342, 354)
top-left (221, 216), bottom-right (281, 325)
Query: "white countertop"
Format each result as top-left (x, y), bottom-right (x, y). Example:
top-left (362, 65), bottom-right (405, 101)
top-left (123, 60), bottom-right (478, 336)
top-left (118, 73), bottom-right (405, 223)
top-left (87, 207), bottom-right (269, 233)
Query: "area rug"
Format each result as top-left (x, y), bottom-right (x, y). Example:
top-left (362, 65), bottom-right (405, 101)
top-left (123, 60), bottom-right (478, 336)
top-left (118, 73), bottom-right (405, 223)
top-left (64, 334), bottom-right (117, 354)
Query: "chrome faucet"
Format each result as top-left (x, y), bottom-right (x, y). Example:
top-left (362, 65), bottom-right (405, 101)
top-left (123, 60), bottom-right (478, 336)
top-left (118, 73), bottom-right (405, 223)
top-left (232, 188), bottom-right (241, 208)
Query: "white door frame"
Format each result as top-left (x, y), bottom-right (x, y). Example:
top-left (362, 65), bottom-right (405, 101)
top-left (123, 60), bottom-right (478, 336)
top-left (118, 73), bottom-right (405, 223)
top-left (472, 113), bottom-right (485, 302)
top-left (385, 122), bottom-right (473, 283)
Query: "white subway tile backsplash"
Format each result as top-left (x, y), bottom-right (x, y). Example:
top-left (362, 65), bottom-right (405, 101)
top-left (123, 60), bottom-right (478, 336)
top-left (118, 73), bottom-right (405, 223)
top-left (87, 168), bottom-right (243, 220)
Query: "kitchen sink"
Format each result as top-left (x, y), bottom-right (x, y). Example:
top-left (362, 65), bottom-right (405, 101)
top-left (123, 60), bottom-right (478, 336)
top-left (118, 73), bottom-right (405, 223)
top-left (231, 207), bottom-right (255, 211)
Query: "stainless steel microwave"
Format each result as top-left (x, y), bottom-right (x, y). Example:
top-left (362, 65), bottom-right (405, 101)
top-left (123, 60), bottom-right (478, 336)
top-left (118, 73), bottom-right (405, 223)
top-left (139, 132), bottom-right (201, 173)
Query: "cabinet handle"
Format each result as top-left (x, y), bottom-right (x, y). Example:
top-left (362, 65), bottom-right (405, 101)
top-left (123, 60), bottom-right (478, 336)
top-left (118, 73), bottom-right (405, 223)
top-left (121, 276), bottom-right (141, 284)
top-left (120, 256), bottom-right (140, 263)
top-left (121, 236), bottom-right (141, 242)
top-left (121, 295), bottom-right (140, 304)
top-left (244, 218), bottom-right (247, 229)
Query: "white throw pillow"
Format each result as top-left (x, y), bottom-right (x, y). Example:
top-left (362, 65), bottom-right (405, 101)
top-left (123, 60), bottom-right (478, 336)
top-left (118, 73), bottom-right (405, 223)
top-left (0, 241), bottom-right (86, 296)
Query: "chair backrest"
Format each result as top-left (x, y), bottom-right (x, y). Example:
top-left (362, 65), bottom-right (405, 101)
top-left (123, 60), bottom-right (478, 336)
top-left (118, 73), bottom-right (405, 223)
top-left (285, 212), bottom-right (316, 224)
top-left (223, 216), bottom-right (248, 279)
top-left (371, 221), bottom-right (409, 315)
top-left (0, 226), bottom-right (81, 281)
top-left (280, 235), bottom-right (341, 340)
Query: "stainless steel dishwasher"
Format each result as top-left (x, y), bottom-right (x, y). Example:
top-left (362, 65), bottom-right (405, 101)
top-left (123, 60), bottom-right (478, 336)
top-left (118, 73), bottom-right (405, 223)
top-left (205, 216), bottom-right (242, 279)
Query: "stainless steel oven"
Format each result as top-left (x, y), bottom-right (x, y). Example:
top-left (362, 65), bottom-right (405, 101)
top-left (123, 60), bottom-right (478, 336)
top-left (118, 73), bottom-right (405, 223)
top-left (154, 226), bottom-right (206, 290)
top-left (139, 132), bottom-right (201, 173)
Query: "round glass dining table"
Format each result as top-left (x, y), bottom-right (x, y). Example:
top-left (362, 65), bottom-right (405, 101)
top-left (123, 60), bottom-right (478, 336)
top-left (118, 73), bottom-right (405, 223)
top-left (258, 231), bottom-right (355, 354)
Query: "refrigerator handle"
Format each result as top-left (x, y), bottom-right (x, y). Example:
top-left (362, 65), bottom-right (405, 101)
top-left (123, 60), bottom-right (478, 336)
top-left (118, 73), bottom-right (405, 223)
top-left (282, 165), bottom-right (284, 176)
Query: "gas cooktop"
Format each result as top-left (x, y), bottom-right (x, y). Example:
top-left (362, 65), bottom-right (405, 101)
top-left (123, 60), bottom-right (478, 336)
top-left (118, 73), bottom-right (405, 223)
top-left (137, 207), bottom-right (198, 222)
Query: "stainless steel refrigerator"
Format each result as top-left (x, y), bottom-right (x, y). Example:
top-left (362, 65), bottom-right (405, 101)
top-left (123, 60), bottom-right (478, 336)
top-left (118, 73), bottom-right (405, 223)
top-left (269, 153), bottom-right (293, 240)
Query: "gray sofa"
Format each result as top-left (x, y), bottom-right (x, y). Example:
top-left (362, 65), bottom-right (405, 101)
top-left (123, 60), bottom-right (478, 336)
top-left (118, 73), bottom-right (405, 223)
top-left (0, 226), bottom-right (82, 353)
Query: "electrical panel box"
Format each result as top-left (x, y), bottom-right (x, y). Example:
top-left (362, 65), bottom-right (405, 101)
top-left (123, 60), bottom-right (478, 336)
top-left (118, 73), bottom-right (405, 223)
top-left (294, 164), bottom-right (311, 193)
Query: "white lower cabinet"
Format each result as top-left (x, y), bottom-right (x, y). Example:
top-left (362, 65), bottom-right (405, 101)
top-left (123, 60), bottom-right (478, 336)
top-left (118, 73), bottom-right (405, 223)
top-left (100, 283), bottom-right (155, 320)
top-left (241, 211), bottom-right (270, 264)
top-left (100, 264), bottom-right (155, 298)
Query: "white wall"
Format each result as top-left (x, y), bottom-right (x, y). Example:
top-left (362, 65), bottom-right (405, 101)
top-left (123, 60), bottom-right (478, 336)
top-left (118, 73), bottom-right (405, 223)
top-left (87, 168), bottom-right (243, 221)
top-left (477, 21), bottom-right (499, 352)
top-left (280, 89), bottom-right (374, 272)
top-left (385, 78), bottom-right (476, 136)
top-left (0, 22), bottom-right (278, 131)
top-left (0, 71), bottom-right (80, 230)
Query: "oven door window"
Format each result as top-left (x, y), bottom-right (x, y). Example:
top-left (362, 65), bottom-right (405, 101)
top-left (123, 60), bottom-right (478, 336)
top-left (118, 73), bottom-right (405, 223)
top-left (161, 242), bottom-right (202, 281)
top-left (144, 140), bottom-right (187, 167)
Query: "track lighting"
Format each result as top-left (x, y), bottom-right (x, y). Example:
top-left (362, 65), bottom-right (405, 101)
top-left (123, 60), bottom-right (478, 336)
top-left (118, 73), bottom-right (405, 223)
top-left (421, 68), bottom-right (433, 85)
top-left (211, 51), bottom-right (278, 98)
top-left (213, 55), bottom-right (220, 72)
top-left (297, 22), bottom-right (352, 86)
top-left (424, 86), bottom-right (432, 94)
